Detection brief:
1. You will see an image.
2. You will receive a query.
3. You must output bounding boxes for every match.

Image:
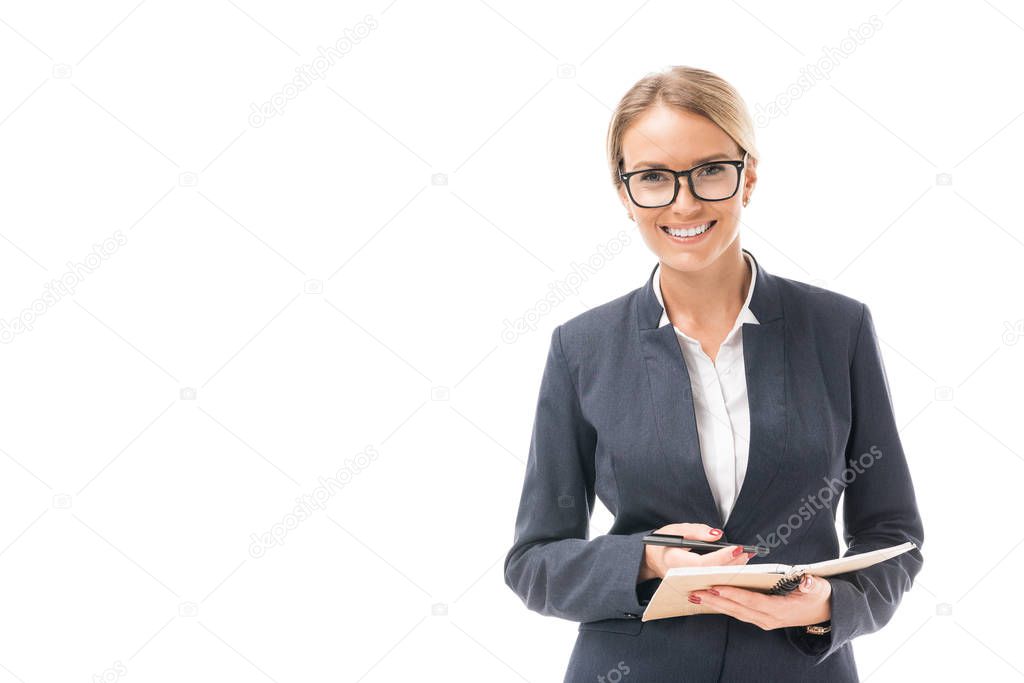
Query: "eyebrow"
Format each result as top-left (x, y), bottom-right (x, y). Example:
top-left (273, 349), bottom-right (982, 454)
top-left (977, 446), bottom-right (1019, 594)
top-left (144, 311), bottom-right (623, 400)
top-left (630, 153), bottom-right (735, 170)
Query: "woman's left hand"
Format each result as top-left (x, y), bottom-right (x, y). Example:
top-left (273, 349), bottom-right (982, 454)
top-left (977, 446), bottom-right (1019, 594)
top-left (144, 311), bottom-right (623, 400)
top-left (689, 574), bottom-right (832, 630)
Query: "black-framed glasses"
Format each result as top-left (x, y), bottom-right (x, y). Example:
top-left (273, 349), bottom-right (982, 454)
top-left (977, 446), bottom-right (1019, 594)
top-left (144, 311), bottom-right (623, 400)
top-left (619, 152), bottom-right (747, 208)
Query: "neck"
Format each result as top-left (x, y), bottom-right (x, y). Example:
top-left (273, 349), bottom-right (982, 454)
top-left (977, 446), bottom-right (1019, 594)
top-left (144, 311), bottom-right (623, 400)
top-left (659, 245), bottom-right (751, 328)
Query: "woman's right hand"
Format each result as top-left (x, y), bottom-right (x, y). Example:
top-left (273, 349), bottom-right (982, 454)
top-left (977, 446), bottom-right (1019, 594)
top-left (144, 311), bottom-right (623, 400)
top-left (638, 522), bottom-right (753, 581)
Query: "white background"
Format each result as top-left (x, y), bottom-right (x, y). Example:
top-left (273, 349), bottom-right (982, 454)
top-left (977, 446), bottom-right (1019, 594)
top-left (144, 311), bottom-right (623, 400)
top-left (0, 1), bottom-right (1021, 681)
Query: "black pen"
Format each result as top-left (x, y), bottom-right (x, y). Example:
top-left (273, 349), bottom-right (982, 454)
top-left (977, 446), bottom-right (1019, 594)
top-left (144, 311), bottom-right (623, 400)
top-left (642, 533), bottom-right (769, 557)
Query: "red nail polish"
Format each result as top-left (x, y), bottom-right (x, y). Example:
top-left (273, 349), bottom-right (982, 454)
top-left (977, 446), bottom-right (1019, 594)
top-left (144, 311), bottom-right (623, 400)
top-left (709, 588), bottom-right (720, 596)
top-left (688, 594), bottom-right (701, 604)
top-left (710, 528), bottom-right (722, 536)
top-left (732, 546), bottom-right (744, 557)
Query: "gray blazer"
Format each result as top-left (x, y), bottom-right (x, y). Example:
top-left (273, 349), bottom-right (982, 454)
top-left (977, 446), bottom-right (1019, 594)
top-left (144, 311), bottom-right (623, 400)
top-left (503, 248), bottom-right (924, 683)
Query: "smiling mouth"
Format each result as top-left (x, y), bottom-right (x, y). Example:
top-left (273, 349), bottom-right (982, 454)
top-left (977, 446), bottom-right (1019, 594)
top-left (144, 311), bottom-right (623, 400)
top-left (660, 220), bottom-right (716, 239)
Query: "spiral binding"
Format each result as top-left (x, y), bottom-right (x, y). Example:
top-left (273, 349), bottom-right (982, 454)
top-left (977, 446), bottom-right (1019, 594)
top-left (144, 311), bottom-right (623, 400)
top-left (768, 572), bottom-right (803, 595)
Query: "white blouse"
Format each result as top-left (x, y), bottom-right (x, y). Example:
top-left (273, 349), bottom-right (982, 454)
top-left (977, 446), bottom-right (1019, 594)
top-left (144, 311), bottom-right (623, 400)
top-left (651, 251), bottom-right (760, 525)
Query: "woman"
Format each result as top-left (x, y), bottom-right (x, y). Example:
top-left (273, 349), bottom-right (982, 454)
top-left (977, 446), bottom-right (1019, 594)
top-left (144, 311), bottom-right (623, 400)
top-left (503, 66), bottom-right (924, 682)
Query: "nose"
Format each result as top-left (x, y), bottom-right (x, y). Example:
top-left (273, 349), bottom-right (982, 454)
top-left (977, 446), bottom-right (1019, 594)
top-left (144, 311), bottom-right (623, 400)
top-left (670, 177), bottom-right (703, 212)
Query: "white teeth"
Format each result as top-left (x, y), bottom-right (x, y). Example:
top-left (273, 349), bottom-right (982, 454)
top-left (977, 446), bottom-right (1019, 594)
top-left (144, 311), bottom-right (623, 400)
top-left (663, 222), bottom-right (712, 238)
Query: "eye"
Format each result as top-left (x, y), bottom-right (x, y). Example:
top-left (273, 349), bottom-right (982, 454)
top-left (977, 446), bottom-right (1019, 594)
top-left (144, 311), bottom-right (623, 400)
top-left (638, 170), bottom-right (670, 183)
top-left (697, 163), bottom-right (726, 177)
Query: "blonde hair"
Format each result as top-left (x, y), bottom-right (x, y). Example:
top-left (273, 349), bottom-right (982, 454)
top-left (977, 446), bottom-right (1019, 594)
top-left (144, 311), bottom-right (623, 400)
top-left (606, 66), bottom-right (758, 188)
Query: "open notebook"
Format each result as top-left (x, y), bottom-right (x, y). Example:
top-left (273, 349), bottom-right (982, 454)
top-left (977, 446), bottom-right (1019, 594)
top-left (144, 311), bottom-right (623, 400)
top-left (642, 541), bottom-right (917, 622)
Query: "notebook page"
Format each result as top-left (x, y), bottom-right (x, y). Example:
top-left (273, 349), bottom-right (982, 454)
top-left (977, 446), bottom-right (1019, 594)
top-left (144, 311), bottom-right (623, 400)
top-left (800, 541), bottom-right (918, 578)
top-left (664, 563), bottom-right (792, 578)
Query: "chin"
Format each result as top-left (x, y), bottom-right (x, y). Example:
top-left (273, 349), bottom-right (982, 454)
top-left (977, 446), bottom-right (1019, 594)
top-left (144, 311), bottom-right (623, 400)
top-left (660, 240), bottom-right (735, 272)
top-left (659, 253), bottom-right (715, 273)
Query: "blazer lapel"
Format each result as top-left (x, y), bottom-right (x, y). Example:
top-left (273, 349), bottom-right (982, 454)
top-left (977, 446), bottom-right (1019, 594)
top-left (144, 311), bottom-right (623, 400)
top-left (635, 249), bottom-right (787, 534)
top-left (639, 323), bottom-right (723, 528)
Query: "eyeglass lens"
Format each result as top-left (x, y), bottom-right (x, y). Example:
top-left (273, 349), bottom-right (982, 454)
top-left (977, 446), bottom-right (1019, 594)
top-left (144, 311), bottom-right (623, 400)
top-left (628, 163), bottom-right (739, 207)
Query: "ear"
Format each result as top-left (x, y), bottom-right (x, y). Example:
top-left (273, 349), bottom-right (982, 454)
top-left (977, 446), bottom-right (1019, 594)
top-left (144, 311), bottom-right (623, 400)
top-left (743, 156), bottom-right (758, 202)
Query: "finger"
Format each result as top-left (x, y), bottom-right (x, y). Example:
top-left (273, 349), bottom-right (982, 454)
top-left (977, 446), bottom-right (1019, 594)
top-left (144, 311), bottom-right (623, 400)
top-left (701, 544), bottom-right (751, 565)
top-left (708, 585), bottom-right (781, 613)
top-left (671, 523), bottom-right (724, 541)
top-left (691, 590), bottom-right (777, 629)
top-left (799, 574), bottom-right (831, 598)
top-left (725, 549), bottom-right (754, 566)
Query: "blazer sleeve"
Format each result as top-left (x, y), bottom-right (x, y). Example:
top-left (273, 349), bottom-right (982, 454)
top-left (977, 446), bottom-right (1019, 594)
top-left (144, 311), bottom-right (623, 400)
top-left (503, 325), bottom-right (654, 623)
top-left (786, 303), bottom-right (926, 661)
